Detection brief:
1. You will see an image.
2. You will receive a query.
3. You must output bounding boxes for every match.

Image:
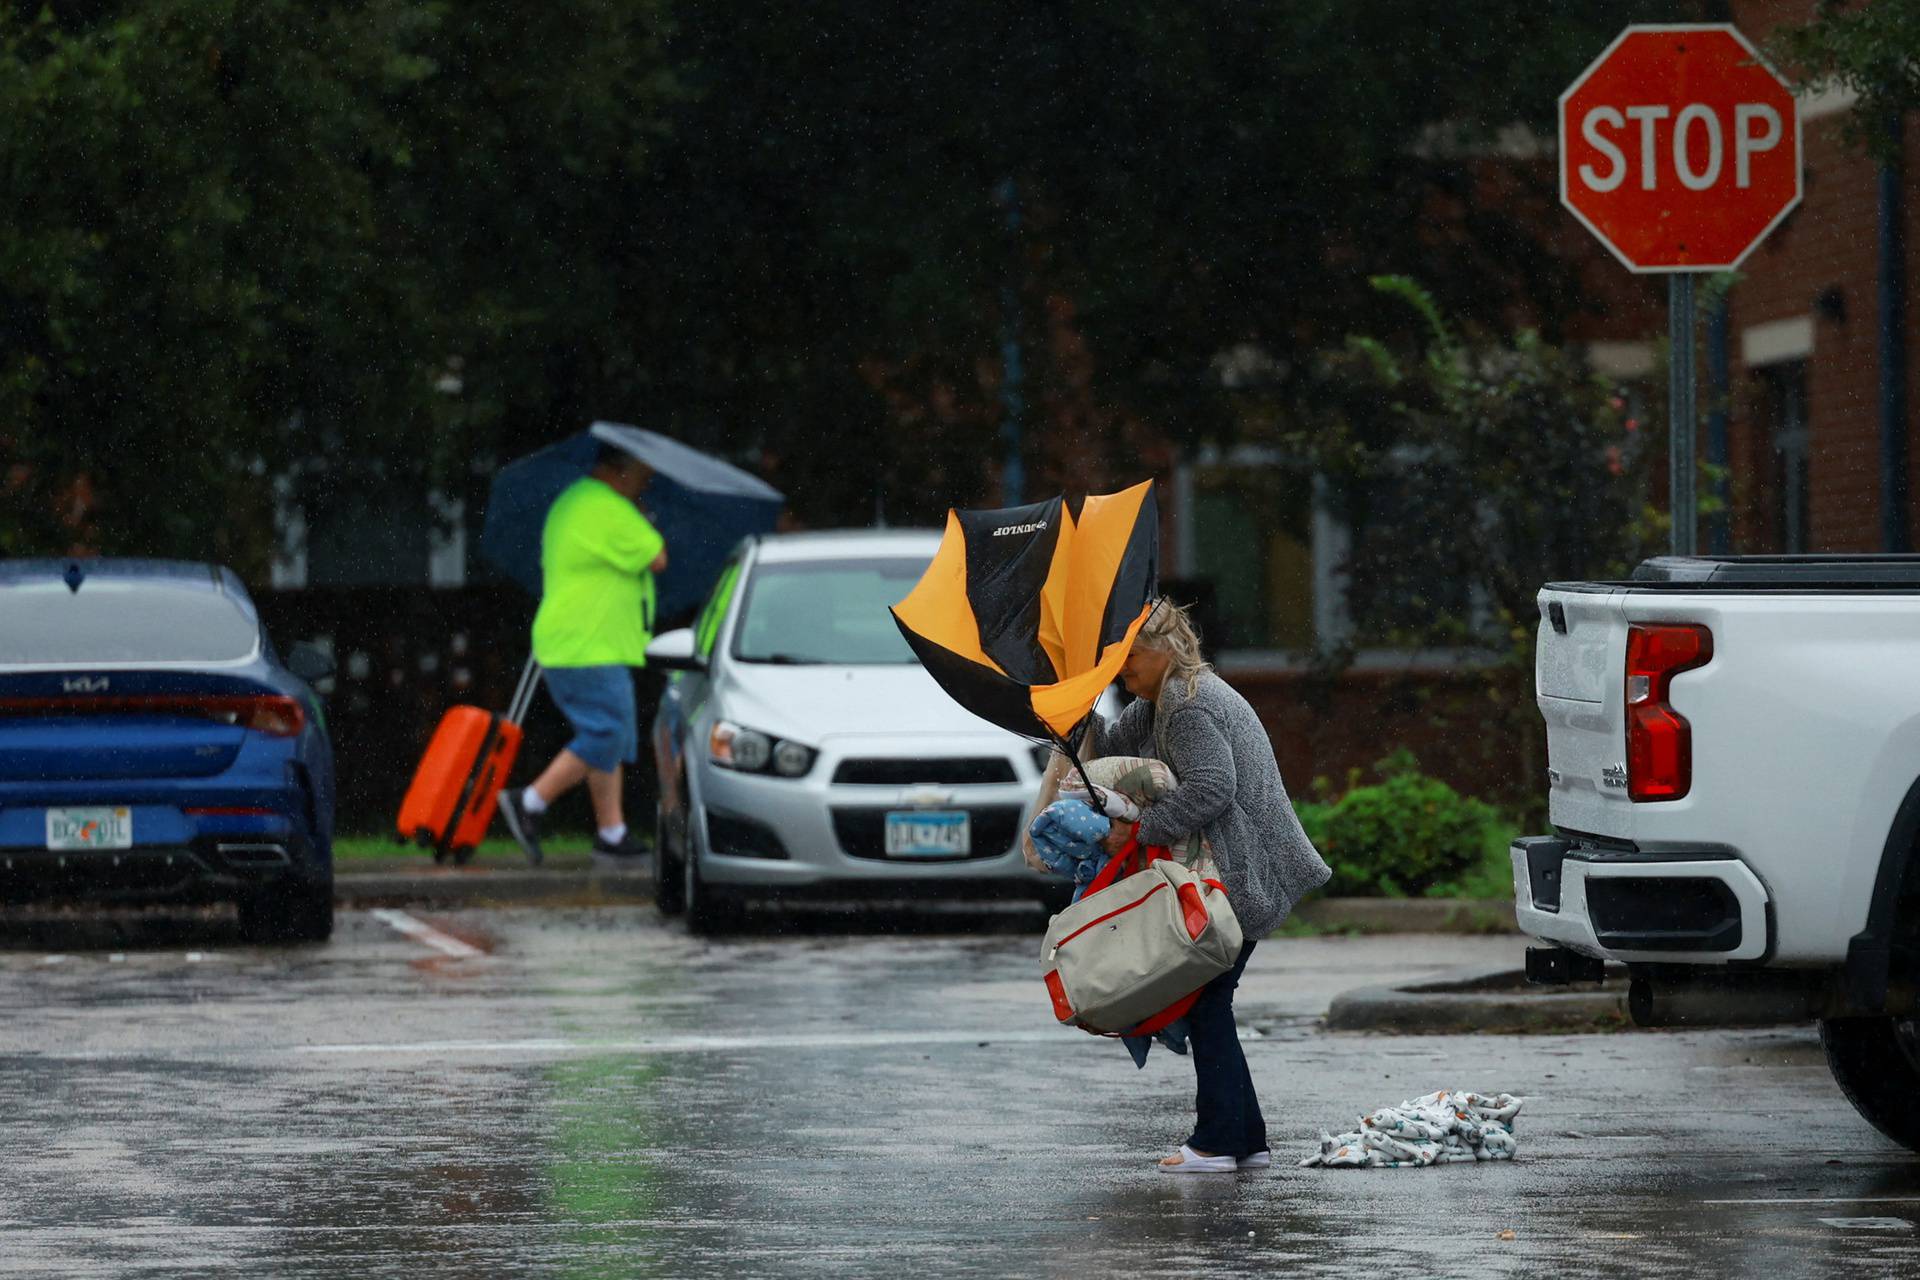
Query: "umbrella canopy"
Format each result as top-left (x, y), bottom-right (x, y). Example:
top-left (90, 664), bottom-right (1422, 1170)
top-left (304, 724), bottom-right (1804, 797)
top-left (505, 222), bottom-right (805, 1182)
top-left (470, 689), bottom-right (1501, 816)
top-left (890, 480), bottom-right (1158, 746)
top-left (478, 422), bottom-right (785, 620)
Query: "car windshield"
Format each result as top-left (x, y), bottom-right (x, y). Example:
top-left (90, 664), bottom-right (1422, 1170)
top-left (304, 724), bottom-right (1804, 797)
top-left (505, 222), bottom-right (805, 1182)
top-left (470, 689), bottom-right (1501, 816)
top-left (732, 556), bottom-right (926, 665)
top-left (0, 580), bottom-right (261, 666)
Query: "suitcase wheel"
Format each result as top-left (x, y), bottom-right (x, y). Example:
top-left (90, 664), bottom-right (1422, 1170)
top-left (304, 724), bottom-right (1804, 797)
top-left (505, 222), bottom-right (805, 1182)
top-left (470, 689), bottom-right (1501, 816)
top-left (451, 844), bottom-right (476, 866)
top-left (432, 844), bottom-right (451, 865)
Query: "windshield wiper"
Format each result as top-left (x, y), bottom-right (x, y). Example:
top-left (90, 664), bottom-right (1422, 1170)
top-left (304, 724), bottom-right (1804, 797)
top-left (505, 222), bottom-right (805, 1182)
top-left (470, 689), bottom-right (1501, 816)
top-left (751, 653), bottom-right (827, 665)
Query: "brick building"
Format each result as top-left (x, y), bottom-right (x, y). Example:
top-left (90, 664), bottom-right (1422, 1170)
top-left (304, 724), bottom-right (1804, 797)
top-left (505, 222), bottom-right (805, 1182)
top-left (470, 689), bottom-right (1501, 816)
top-left (1718, 0), bottom-right (1916, 555)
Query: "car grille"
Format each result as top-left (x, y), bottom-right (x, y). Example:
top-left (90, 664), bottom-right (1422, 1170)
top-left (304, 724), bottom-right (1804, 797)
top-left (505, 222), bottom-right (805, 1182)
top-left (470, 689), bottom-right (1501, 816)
top-left (831, 757), bottom-right (1017, 786)
top-left (830, 805), bottom-right (1026, 862)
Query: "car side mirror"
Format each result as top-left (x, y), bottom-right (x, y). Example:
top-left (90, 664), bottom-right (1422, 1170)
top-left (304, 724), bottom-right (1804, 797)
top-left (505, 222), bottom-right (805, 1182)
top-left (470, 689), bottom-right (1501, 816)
top-left (287, 640), bottom-right (337, 685)
top-left (646, 628), bottom-right (705, 673)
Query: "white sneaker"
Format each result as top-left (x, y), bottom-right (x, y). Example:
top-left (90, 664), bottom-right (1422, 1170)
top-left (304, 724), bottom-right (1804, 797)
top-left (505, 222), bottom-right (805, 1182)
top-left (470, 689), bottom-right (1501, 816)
top-left (1158, 1145), bottom-right (1239, 1174)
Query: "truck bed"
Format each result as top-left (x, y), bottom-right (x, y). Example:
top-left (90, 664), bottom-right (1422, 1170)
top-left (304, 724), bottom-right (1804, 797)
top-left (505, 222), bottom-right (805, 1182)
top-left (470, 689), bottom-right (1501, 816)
top-left (1551, 555), bottom-right (1920, 592)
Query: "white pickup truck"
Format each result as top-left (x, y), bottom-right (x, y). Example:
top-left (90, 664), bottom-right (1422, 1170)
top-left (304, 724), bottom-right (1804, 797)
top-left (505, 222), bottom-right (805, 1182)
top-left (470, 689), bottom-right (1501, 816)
top-left (1517, 555), bottom-right (1920, 1150)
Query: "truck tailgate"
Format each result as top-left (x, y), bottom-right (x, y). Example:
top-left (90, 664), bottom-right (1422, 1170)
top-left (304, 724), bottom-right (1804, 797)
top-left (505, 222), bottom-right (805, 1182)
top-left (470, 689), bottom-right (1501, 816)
top-left (1536, 589), bottom-right (1630, 835)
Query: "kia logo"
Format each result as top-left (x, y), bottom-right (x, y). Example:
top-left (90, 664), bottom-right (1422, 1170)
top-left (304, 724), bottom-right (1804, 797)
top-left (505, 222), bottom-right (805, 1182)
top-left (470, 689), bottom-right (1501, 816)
top-left (62, 676), bottom-right (109, 693)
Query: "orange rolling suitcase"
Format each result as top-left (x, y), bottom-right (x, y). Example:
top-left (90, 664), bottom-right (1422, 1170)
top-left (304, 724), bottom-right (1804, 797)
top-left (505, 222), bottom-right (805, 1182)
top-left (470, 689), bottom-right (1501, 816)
top-left (396, 658), bottom-right (541, 865)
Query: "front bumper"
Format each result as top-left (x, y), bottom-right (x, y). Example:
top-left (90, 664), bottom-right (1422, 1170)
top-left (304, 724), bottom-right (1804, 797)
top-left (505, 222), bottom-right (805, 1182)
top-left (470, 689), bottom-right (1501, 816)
top-left (691, 741), bottom-right (1053, 895)
top-left (1511, 834), bottom-right (1772, 964)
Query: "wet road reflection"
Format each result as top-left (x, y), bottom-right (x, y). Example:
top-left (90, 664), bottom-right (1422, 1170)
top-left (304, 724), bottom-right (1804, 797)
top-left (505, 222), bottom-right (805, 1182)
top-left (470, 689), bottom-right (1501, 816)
top-left (1, 906), bottom-right (1918, 1277)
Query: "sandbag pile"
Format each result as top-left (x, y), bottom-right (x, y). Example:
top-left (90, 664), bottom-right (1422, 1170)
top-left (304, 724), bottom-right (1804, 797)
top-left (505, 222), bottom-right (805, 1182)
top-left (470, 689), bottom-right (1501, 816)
top-left (1300, 1091), bottom-right (1524, 1169)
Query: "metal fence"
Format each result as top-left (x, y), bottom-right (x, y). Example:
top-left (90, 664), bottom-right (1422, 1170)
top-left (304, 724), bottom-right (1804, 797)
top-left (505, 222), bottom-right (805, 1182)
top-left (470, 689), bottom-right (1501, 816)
top-left (254, 587), bottom-right (662, 837)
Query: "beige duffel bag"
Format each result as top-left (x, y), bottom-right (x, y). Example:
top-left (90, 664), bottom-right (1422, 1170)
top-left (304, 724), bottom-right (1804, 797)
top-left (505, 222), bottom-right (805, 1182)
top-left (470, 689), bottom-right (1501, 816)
top-left (1041, 854), bottom-right (1242, 1034)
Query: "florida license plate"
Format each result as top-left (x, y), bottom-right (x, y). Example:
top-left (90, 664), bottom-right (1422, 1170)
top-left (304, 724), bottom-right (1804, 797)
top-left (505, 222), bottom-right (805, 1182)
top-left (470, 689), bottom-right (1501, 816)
top-left (46, 807), bottom-right (133, 851)
top-left (884, 811), bottom-right (970, 858)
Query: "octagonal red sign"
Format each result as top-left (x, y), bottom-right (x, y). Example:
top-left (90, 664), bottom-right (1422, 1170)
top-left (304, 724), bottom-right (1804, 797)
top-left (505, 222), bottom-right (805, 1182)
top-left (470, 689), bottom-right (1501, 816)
top-left (1560, 24), bottom-right (1801, 273)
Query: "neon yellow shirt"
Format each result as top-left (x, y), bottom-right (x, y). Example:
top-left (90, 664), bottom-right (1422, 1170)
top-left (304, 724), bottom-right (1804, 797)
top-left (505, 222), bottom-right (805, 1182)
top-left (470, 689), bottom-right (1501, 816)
top-left (531, 478), bottom-right (665, 668)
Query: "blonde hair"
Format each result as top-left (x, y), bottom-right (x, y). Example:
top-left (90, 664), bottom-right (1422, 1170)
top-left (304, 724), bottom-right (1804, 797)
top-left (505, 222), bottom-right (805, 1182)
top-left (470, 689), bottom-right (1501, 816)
top-left (1135, 599), bottom-right (1211, 696)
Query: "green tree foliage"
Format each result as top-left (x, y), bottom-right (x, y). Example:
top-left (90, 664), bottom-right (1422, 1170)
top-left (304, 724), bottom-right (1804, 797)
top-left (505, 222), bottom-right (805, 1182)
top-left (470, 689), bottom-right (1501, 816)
top-left (1775, 0), bottom-right (1920, 160)
top-left (0, 1), bottom-right (676, 571)
top-left (1276, 277), bottom-right (1654, 806)
top-left (638, 0), bottom-right (1665, 521)
top-left (2, 0), bottom-right (1665, 560)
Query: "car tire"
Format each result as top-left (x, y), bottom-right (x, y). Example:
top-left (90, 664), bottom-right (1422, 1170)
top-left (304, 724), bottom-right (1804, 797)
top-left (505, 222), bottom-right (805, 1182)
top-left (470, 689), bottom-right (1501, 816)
top-left (654, 803), bottom-right (686, 917)
top-left (238, 879), bottom-right (335, 945)
top-left (1820, 1016), bottom-right (1920, 1150)
top-left (683, 823), bottom-right (738, 937)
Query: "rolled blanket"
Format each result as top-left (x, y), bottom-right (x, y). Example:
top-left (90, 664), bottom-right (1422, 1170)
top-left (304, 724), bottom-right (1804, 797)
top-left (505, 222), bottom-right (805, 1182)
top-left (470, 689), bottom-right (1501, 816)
top-left (1300, 1091), bottom-right (1526, 1169)
top-left (1028, 798), bottom-right (1111, 892)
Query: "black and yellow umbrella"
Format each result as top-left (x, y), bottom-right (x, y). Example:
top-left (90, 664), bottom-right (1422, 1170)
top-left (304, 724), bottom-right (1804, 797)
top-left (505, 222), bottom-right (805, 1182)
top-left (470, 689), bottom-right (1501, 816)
top-left (890, 480), bottom-right (1159, 762)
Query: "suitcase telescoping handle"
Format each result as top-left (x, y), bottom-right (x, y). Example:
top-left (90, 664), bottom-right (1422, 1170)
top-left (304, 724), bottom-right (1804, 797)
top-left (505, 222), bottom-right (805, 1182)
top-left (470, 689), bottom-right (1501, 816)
top-left (506, 655), bottom-right (541, 726)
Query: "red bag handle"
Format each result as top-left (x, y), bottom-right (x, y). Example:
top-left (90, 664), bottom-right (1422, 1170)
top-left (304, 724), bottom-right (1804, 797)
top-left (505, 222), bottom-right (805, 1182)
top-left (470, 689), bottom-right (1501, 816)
top-left (1065, 825), bottom-right (1228, 1039)
top-left (1082, 826), bottom-right (1158, 896)
top-left (1083, 827), bottom-right (1227, 900)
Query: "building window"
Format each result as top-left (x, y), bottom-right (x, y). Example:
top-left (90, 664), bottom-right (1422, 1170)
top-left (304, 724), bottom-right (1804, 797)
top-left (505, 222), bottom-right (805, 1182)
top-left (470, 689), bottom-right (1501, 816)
top-left (1757, 360), bottom-right (1811, 553)
top-left (1176, 447), bottom-right (1487, 659)
top-left (1186, 458), bottom-right (1315, 650)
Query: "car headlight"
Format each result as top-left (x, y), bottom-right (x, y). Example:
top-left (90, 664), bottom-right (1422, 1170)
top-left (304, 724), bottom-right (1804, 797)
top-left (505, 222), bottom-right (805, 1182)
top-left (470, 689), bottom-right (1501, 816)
top-left (773, 739), bottom-right (816, 777)
top-left (710, 720), bottom-right (816, 778)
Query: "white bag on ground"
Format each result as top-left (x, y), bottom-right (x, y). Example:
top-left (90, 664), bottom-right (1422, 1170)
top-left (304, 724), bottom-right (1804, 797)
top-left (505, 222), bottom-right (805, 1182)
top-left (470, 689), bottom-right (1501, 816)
top-left (1040, 858), bottom-right (1241, 1034)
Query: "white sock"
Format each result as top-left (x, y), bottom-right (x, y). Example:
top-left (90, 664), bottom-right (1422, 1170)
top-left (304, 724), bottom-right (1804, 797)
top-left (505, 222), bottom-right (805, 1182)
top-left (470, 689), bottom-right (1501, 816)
top-left (598, 823), bottom-right (628, 846)
top-left (521, 787), bottom-right (549, 815)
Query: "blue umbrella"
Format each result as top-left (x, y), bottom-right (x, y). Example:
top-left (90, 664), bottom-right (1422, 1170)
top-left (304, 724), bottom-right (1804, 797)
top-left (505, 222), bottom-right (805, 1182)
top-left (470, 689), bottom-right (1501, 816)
top-left (478, 422), bottom-right (785, 620)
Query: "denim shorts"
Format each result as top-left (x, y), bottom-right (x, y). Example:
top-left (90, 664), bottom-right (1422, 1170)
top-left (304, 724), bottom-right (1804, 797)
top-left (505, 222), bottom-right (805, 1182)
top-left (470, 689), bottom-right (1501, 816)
top-left (542, 665), bottom-right (637, 772)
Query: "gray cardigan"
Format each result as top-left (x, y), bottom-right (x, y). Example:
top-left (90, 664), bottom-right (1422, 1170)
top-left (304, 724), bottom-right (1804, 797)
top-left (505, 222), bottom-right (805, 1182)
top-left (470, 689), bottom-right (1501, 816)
top-left (1087, 670), bottom-right (1331, 936)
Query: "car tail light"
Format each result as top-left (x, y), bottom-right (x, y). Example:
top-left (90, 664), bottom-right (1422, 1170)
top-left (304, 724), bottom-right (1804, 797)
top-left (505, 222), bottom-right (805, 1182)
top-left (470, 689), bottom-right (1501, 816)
top-left (0, 695), bottom-right (306, 737)
top-left (1625, 623), bottom-right (1712, 802)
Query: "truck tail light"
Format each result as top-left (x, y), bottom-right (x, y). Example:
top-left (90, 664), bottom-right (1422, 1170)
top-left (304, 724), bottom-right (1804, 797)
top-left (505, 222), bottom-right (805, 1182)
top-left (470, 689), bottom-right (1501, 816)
top-left (1625, 623), bottom-right (1713, 802)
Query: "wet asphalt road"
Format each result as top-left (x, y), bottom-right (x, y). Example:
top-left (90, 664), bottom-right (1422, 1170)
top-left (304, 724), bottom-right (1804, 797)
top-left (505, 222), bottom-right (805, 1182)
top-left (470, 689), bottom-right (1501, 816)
top-left (3, 905), bottom-right (1920, 1279)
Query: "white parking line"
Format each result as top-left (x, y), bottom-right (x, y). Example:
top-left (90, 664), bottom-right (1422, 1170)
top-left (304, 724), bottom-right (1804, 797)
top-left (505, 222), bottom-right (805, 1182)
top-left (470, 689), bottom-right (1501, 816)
top-left (368, 908), bottom-right (484, 959)
top-left (1702, 1196), bottom-right (1920, 1206)
top-left (289, 1028), bottom-right (1068, 1056)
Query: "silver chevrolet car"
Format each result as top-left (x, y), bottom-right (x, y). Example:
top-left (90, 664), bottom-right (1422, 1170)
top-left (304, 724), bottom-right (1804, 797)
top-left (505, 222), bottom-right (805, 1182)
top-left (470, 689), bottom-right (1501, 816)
top-left (646, 529), bottom-right (1075, 932)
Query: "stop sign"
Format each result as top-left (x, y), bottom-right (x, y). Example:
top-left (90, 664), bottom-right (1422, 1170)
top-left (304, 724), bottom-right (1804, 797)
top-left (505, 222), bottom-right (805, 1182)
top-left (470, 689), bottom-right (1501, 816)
top-left (1560, 25), bottom-right (1801, 272)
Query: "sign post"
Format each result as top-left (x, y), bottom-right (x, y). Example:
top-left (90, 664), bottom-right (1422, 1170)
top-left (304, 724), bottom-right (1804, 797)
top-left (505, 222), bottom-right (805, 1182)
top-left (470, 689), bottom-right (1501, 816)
top-left (1558, 25), bottom-right (1802, 555)
top-left (1671, 274), bottom-right (1697, 554)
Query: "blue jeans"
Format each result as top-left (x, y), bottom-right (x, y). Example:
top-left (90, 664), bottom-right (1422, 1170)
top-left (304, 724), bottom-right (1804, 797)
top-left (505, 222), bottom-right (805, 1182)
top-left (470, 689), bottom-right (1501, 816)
top-left (1186, 940), bottom-right (1267, 1158)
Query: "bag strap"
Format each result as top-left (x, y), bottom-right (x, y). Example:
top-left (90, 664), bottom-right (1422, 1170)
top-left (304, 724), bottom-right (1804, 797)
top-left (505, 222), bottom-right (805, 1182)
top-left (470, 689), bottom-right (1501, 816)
top-left (1082, 826), bottom-right (1152, 896)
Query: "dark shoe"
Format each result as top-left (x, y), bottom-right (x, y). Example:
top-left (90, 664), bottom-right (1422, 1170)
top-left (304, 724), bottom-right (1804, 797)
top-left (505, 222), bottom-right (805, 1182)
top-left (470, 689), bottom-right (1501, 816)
top-left (591, 832), bottom-right (652, 871)
top-left (497, 790), bottom-right (545, 866)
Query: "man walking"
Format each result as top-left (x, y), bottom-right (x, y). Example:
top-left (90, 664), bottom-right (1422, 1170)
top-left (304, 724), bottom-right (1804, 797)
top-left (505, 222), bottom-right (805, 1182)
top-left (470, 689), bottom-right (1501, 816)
top-left (498, 443), bottom-right (666, 864)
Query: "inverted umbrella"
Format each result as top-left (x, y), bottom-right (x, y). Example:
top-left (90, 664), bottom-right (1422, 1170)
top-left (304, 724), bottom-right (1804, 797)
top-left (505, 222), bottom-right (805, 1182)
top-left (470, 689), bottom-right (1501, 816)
top-left (890, 480), bottom-right (1159, 770)
top-left (479, 421), bottom-right (785, 620)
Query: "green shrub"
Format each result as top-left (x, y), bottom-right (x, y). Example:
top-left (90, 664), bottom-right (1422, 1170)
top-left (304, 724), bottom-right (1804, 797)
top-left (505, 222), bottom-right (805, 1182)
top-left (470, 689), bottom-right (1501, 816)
top-left (1308, 752), bottom-right (1500, 898)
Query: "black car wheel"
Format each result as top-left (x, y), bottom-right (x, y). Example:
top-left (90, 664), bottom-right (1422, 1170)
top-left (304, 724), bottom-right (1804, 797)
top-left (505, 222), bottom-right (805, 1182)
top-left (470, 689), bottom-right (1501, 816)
top-left (654, 802), bottom-right (686, 917)
top-left (683, 823), bottom-right (737, 937)
top-left (238, 878), bottom-right (334, 945)
top-left (1821, 1015), bottom-right (1920, 1150)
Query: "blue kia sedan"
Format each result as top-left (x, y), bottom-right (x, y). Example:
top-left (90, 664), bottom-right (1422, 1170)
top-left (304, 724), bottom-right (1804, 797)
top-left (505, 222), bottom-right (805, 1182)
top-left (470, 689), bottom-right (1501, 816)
top-left (0, 560), bottom-right (336, 942)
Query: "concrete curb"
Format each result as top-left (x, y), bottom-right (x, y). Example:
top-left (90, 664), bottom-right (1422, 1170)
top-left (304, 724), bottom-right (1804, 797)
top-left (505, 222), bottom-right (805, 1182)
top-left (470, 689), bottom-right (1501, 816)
top-left (1325, 964), bottom-right (1631, 1034)
top-left (1291, 897), bottom-right (1518, 935)
top-left (336, 866), bottom-right (654, 908)
top-left (332, 874), bottom-right (1520, 933)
